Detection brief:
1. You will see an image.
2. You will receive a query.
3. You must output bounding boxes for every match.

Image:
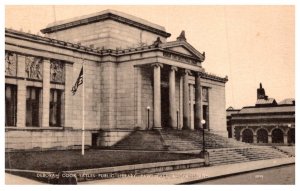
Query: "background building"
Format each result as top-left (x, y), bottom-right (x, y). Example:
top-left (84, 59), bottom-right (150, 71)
top-left (5, 10), bottom-right (228, 151)
top-left (227, 83), bottom-right (295, 145)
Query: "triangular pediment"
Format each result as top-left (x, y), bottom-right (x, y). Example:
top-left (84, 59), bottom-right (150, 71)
top-left (167, 46), bottom-right (195, 56)
top-left (161, 40), bottom-right (205, 62)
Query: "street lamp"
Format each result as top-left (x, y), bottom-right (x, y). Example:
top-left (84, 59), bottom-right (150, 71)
top-left (201, 119), bottom-right (206, 153)
top-left (200, 119), bottom-right (209, 166)
top-left (147, 106), bottom-right (150, 130)
top-left (176, 109), bottom-right (179, 130)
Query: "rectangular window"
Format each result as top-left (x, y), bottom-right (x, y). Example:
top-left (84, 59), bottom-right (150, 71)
top-left (26, 87), bottom-right (41, 127)
top-left (49, 89), bottom-right (62, 127)
top-left (202, 87), bottom-right (209, 102)
top-left (5, 84), bottom-right (17, 126)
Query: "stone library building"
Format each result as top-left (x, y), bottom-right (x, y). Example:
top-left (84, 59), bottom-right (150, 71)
top-left (5, 10), bottom-right (228, 150)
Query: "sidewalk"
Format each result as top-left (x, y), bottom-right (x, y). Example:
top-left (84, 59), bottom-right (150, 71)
top-left (5, 157), bottom-right (294, 185)
top-left (80, 157), bottom-right (295, 185)
top-left (5, 173), bottom-right (44, 185)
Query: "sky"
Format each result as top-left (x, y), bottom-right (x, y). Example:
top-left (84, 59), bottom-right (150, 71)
top-left (5, 5), bottom-right (295, 109)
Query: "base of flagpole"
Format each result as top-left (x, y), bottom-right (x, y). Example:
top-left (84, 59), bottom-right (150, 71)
top-left (81, 129), bottom-right (85, 156)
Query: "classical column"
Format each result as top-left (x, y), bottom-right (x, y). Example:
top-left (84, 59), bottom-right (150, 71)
top-left (42, 59), bottom-right (50, 127)
top-left (189, 83), bottom-right (194, 130)
top-left (183, 69), bottom-right (191, 130)
top-left (268, 133), bottom-right (272, 143)
top-left (64, 64), bottom-right (73, 128)
top-left (240, 131), bottom-right (243, 142)
top-left (179, 75), bottom-right (183, 129)
top-left (135, 67), bottom-right (142, 128)
top-left (194, 73), bottom-right (202, 129)
top-left (152, 63), bottom-right (163, 129)
top-left (253, 133), bottom-right (257, 143)
top-left (169, 66), bottom-right (177, 129)
top-left (284, 133), bottom-right (288, 145)
top-left (232, 125), bottom-right (236, 139)
top-left (16, 55), bottom-right (26, 128)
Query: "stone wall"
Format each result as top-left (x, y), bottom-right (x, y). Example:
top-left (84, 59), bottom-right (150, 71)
top-left (71, 59), bottom-right (101, 130)
top-left (99, 61), bottom-right (117, 129)
top-left (46, 20), bottom-right (167, 50)
top-left (202, 79), bottom-right (227, 136)
top-left (5, 129), bottom-right (93, 151)
top-left (5, 32), bottom-right (102, 150)
top-left (115, 62), bottom-right (136, 129)
top-left (140, 67), bottom-right (154, 129)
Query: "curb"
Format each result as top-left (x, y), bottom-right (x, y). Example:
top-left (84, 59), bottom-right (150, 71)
top-left (179, 157), bottom-right (295, 184)
top-left (65, 158), bottom-right (205, 182)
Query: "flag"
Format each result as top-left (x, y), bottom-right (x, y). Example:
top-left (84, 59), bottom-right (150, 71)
top-left (71, 67), bottom-right (83, 95)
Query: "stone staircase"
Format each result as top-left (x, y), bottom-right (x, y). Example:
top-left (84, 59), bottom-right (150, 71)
top-left (111, 130), bottom-right (168, 151)
top-left (209, 149), bottom-right (250, 165)
top-left (110, 129), bottom-right (251, 151)
top-left (159, 129), bottom-right (250, 150)
top-left (209, 147), bottom-right (290, 166)
top-left (109, 130), bottom-right (291, 167)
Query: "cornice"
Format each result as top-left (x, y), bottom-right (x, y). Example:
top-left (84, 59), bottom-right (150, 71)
top-left (199, 71), bottom-right (228, 83)
top-left (41, 13), bottom-right (171, 38)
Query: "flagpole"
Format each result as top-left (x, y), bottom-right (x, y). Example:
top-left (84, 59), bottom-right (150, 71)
top-left (81, 64), bottom-right (85, 156)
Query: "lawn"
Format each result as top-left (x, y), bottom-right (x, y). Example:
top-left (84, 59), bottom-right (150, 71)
top-left (5, 149), bottom-right (199, 171)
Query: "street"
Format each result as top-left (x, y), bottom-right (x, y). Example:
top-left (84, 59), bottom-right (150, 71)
top-left (196, 164), bottom-right (295, 185)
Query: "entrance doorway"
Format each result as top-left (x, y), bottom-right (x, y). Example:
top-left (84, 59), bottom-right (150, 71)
top-left (92, 133), bottom-right (98, 147)
top-left (161, 86), bottom-right (169, 127)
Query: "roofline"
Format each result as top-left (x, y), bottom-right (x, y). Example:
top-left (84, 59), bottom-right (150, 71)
top-left (6, 28), bottom-right (228, 84)
top-left (40, 11), bottom-right (171, 38)
top-left (6, 28), bottom-right (103, 56)
top-left (7, 28), bottom-right (166, 54)
top-left (242, 105), bottom-right (295, 109)
top-left (226, 109), bottom-right (240, 112)
top-left (199, 71), bottom-right (228, 83)
top-left (6, 28), bottom-right (192, 58)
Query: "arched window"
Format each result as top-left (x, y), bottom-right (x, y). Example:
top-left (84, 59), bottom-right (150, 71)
top-left (257, 129), bottom-right (268, 143)
top-left (242, 129), bottom-right (253, 143)
top-left (272, 128), bottom-right (284, 143)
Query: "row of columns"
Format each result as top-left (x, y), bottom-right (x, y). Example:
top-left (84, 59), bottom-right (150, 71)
top-left (240, 130), bottom-right (289, 144)
top-left (152, 63), bottom-right (203, 130)
top-left (255, 133), bottom-right (288, 144)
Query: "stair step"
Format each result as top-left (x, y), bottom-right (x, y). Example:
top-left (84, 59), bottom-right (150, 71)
top-left (109, 130), bottom-right (290, 167)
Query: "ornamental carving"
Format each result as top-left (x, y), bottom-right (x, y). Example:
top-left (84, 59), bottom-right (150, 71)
top-left (163, 52), bottom-right (197, 65)
top-left (50, 60), bottom-right (65, 83)
top-left (5, 52), bottom-right (17, 76)
top-left (25, 56), bottom-right (43, 80)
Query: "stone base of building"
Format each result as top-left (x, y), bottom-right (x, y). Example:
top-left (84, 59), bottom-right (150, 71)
top-left (5, 128), bottom-right (136, 151)
top-left (5, 128), bottom-right (97, 152)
